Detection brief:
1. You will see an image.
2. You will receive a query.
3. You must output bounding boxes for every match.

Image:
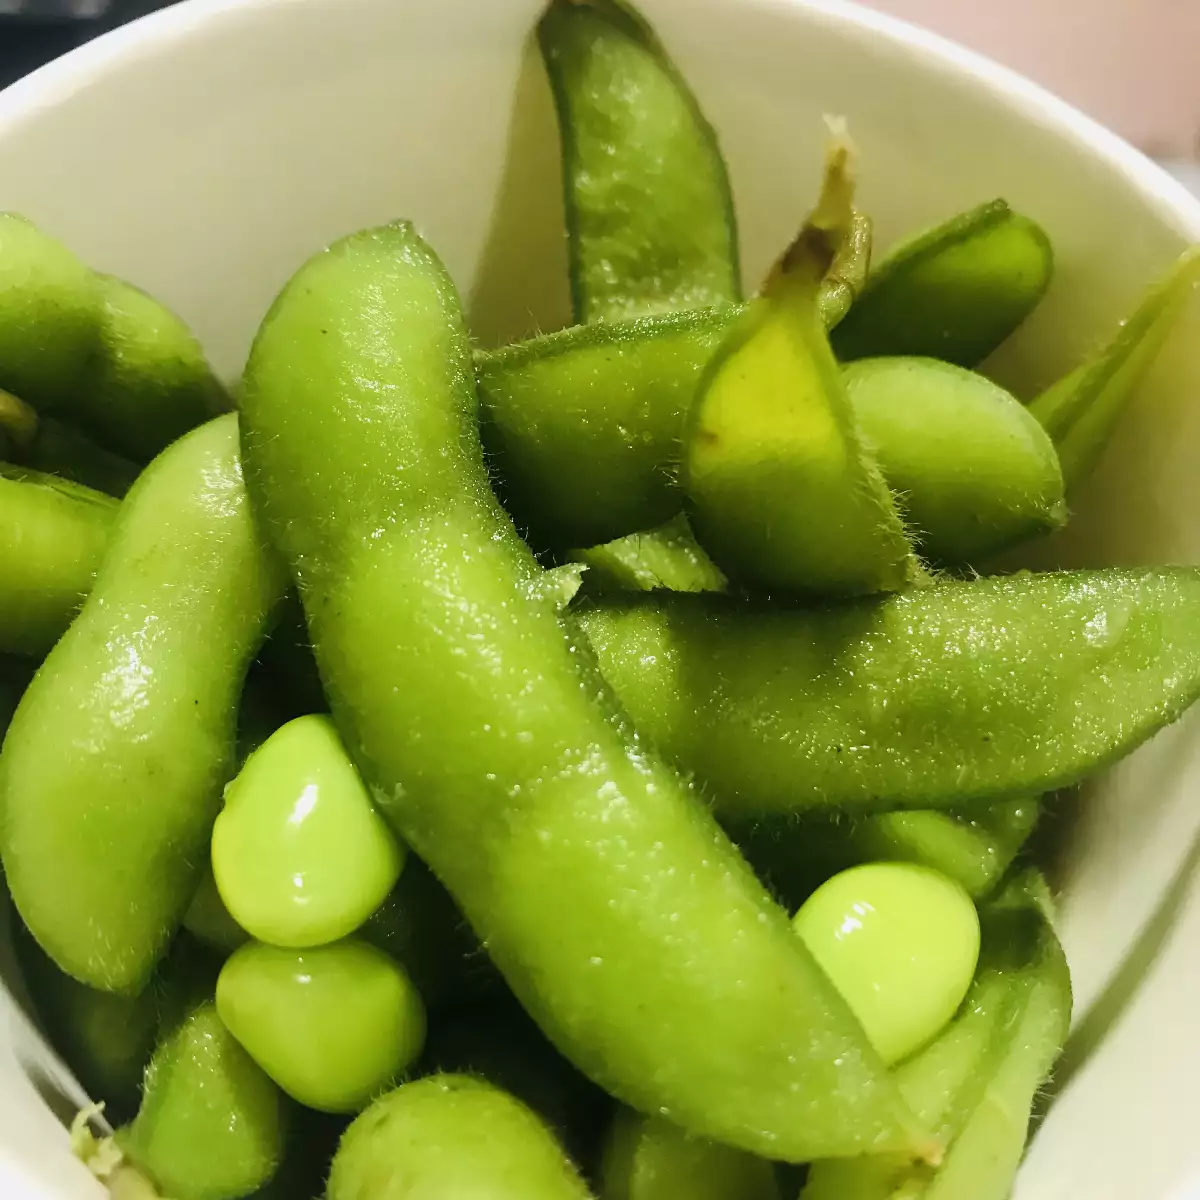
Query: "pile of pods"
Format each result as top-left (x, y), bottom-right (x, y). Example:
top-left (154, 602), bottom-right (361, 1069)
top-left (1, 2), bottom-right (1199, 1198)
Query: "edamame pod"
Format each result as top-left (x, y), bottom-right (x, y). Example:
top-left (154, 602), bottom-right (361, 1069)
top-left (327, 1074), bottom-right (591, 1200)
top-left (684, 139), bottom-right (919, 596)
top-left (578, 569), bottom-right (1200, 816)
top-left (478, 221), bottom-right (866, 554)
top-left (830, 199), bottom-right (1053, 366)
top-left (600, 1108), bottom-right (780, 1200)
top-left (14, 921), bottom-right (159, 1125)
top-left (539, 0), bottom-right (740, 321)
top-left (0, 215), bottom-right (226, 460)
top-left (844, 357), bottom-right (1066, 563)
top-left (1031, 246), bottom-right (1200, 491)
top-left (77, 276), bottom-right (228, 462)
top-left (116, 998), bottom-right (288, 1200)
top-left (735, 796), bottom-right (1040, 906)
top-left (0, 464), bottom-right (118, 657)
top-left (802, 871), bottom-right (1070, 1200)
top-left (0, 213), bottom-right (102, 407)
top-left (569, 513), bottom-right (727, 594)
top-left (0, 414), bottom-right (287, 991)
top-left (240, 221), bottom-right (925, 1161)
top-left (479, 308), bottom-right (729, 547)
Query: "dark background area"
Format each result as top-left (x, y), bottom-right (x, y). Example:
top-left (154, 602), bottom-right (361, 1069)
top-left (0, 2), bottom-right (174, 88)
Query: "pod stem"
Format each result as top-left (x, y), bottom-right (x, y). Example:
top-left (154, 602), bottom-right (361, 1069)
top-left (767, 121), bottom-right (861, 298)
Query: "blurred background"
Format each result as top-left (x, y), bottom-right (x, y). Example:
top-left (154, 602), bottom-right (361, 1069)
top-left (1, 0), bottom-right (1199, 184)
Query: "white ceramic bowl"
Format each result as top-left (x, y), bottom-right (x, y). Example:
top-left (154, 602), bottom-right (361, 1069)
top-left (2, 1), bottom-right (1200, 1196)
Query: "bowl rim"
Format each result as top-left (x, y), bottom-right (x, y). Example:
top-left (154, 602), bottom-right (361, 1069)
top-left (1, 1), bottom-right (1199, 1199)
top-left (1, 0), bottom-right (1199, 236)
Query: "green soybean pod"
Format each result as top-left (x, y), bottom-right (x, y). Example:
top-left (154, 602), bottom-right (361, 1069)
top-left (117, 998), bottom-right (288, 1200)
top-left (478, 309), bottom-right (730, 548)
top-left (476, 239), bottom-right (864, 552)
top-left (0, 413), bottom-right (287, 991)
top-left (0, 464), bottom-right (118, 658)
top-left (240, 221), bottom-right (924, 1162)
top-left (327, 1074), bottom-right (591, 1200)
top-left (569, 513), bottom-right (727, 595)
top-left (801, 871), bottom-right (1067, 1199)
top-left (600, 1108), bottom-right (780, 1200)
top-left (538, 0), bottom-right (740, 322)
top-left (831, 199), bottom-right (1054, 366)
top-left (684, 142), bottom-right (919, 597)
top-left (1031, 245), bottom-right (1200, 491)
top-left (578, 569), bottom-right (1200, 816)
top-left (845, 357), bottom-right (1066, 564)
top-left (76, 276), bottom-right (229, 463)
top-left (0, 213), bottom-right (102, 408)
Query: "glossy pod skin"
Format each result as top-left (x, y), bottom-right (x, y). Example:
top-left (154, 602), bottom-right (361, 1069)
top-left (830, 198), bottom-right (1054, 366)
top-left (327, 1074), bottom-right (592, 1200)
top-left (0, 464), bottom-right (117, 657)
top-left (801, 871), bottom-right (1071, 1200)
top-left (600, 1108), bottom-right (780, 1200)
top-left (844, 357), bottom-right (1065, 564)
top-left (240, 222), bottom-right (924, 1161)
top-left (539, 0), bottom-right (740, 322)
top-left (0, 214), bottom-right (225, 460)
top-left (0, 414), bottom-right (287, 991)
top-left (117, 998), bottom-right (288, 1200)
top-left (577, 569), bottom-right (1200, 816)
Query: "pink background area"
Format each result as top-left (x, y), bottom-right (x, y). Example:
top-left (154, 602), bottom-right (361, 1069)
top-left (868, 0), bottom-right (1200, 158)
